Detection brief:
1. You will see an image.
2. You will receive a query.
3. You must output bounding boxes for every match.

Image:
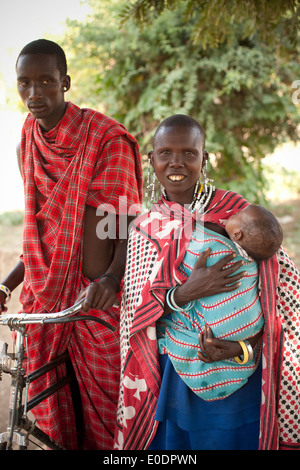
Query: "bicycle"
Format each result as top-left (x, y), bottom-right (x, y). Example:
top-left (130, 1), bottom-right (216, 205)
top-left (0, 300), bottom-right (115, 450)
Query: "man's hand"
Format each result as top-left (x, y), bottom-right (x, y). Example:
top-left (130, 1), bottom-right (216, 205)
top-left (0, 291), bottom-right (7, 314)
top-left (76, 276), bottom-right (119, 313)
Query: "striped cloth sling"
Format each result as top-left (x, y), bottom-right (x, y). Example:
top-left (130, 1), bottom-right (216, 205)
top-left (157, 223), bottom-right (264, 401)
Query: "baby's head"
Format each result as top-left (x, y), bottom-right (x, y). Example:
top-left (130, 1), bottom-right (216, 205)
top-left (224, 204), bottom-right (283, 261)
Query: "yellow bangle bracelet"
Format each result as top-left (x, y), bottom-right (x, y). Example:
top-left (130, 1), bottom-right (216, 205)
top-left (234, 340), bottom-right (249, 364)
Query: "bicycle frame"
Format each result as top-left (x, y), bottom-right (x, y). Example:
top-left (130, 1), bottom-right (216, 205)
top-left (0, 300), bottom-right (115, 450)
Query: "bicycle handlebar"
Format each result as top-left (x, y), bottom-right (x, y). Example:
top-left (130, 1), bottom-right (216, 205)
top-left (0, 300), bottom-right (115, 331)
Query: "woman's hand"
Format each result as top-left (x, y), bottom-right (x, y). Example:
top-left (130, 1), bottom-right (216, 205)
top-left (198, 325), bottom-right (263, 363)
top-left (198, 325), bottom-right (242, 362)
top-left (174, 248), bottom-right (246, 306)
top-left (76, 276), bottom-right (119, 313)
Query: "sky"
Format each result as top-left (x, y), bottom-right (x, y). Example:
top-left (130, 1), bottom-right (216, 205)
top-left (0, 0), bottom-right (91, 86)
top-left (0, 0), bottom-right (91, 213)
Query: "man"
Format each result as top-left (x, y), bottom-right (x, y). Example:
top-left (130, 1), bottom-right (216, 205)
top-left (0, 39), bottom-right (143, 449)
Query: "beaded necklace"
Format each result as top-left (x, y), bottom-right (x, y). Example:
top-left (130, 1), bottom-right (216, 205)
top-left (162, 179), bottom-right (215, 214)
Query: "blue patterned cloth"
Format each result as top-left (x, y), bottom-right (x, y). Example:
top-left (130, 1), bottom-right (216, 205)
top-left (157, 225), bottom-right (264, 401)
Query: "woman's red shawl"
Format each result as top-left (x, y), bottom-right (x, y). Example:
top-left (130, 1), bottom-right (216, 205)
top-left (115, 191), bottom-right (300, 450)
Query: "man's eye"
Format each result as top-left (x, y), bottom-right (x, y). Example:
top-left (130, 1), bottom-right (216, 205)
top-left (18, 80), bottom-right (28, 87)
top-left (41, 80), bottom-right (50, 85)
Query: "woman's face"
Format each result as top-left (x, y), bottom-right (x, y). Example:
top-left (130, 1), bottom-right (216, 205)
top-left (150, 125), bottom-right (206, 205)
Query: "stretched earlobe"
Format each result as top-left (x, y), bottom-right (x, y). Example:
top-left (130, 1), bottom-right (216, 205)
top-left (62, 75), bottom-right (71, 92)
top-left (148, 151), bottom-right (154, 167)
top-left (201, 151), bottom-right (209, 174)
top-left (146, 151), bottom-right (158, 203)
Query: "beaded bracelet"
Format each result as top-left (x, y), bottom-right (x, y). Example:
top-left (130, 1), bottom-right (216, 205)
top-left (0, 284), bottom-right (11, 304)
top-left (166, 286), bottom-right (195, 312)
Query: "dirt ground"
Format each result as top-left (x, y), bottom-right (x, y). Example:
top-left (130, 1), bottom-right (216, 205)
top-left (0, 199), bottom-right (299, 448)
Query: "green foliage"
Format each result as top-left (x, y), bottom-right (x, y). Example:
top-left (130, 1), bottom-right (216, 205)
top-left (62, 0), bottom-right (300, 203)
top-left (121, 0), bottom-right (300, 49)
top-left (0, 210), bottom-right (24, 226)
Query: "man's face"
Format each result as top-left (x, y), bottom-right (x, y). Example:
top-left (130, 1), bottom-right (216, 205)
top-left (16, 53), bottom-right (70, 131)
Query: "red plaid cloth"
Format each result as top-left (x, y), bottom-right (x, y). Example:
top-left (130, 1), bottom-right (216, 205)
top-left (19, 103), bottom-right (143, 449)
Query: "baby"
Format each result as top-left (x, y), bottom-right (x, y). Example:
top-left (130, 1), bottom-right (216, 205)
top-left (223, 203), bottom-right (283, 261)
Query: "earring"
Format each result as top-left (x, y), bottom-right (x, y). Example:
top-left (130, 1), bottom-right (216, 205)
top-left (201, 161), bottom-right (214, 194)
top-left (151, 171), bottom-right (156, 203)
top-left (146, 156), bottom-right (156, 203)
top-left (202, 162), bottom-right (208, 194)
top-left (145, 156), bottom-right (163, 203)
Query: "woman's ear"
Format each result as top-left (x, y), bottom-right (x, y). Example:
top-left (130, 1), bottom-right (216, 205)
top-left (203, 150), bottom-right (209, 165)
top-left (148, 150), bottom-right (154, 167)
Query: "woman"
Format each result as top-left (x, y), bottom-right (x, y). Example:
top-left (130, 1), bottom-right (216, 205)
top-left (114, 115), bottom-right (300, 450)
